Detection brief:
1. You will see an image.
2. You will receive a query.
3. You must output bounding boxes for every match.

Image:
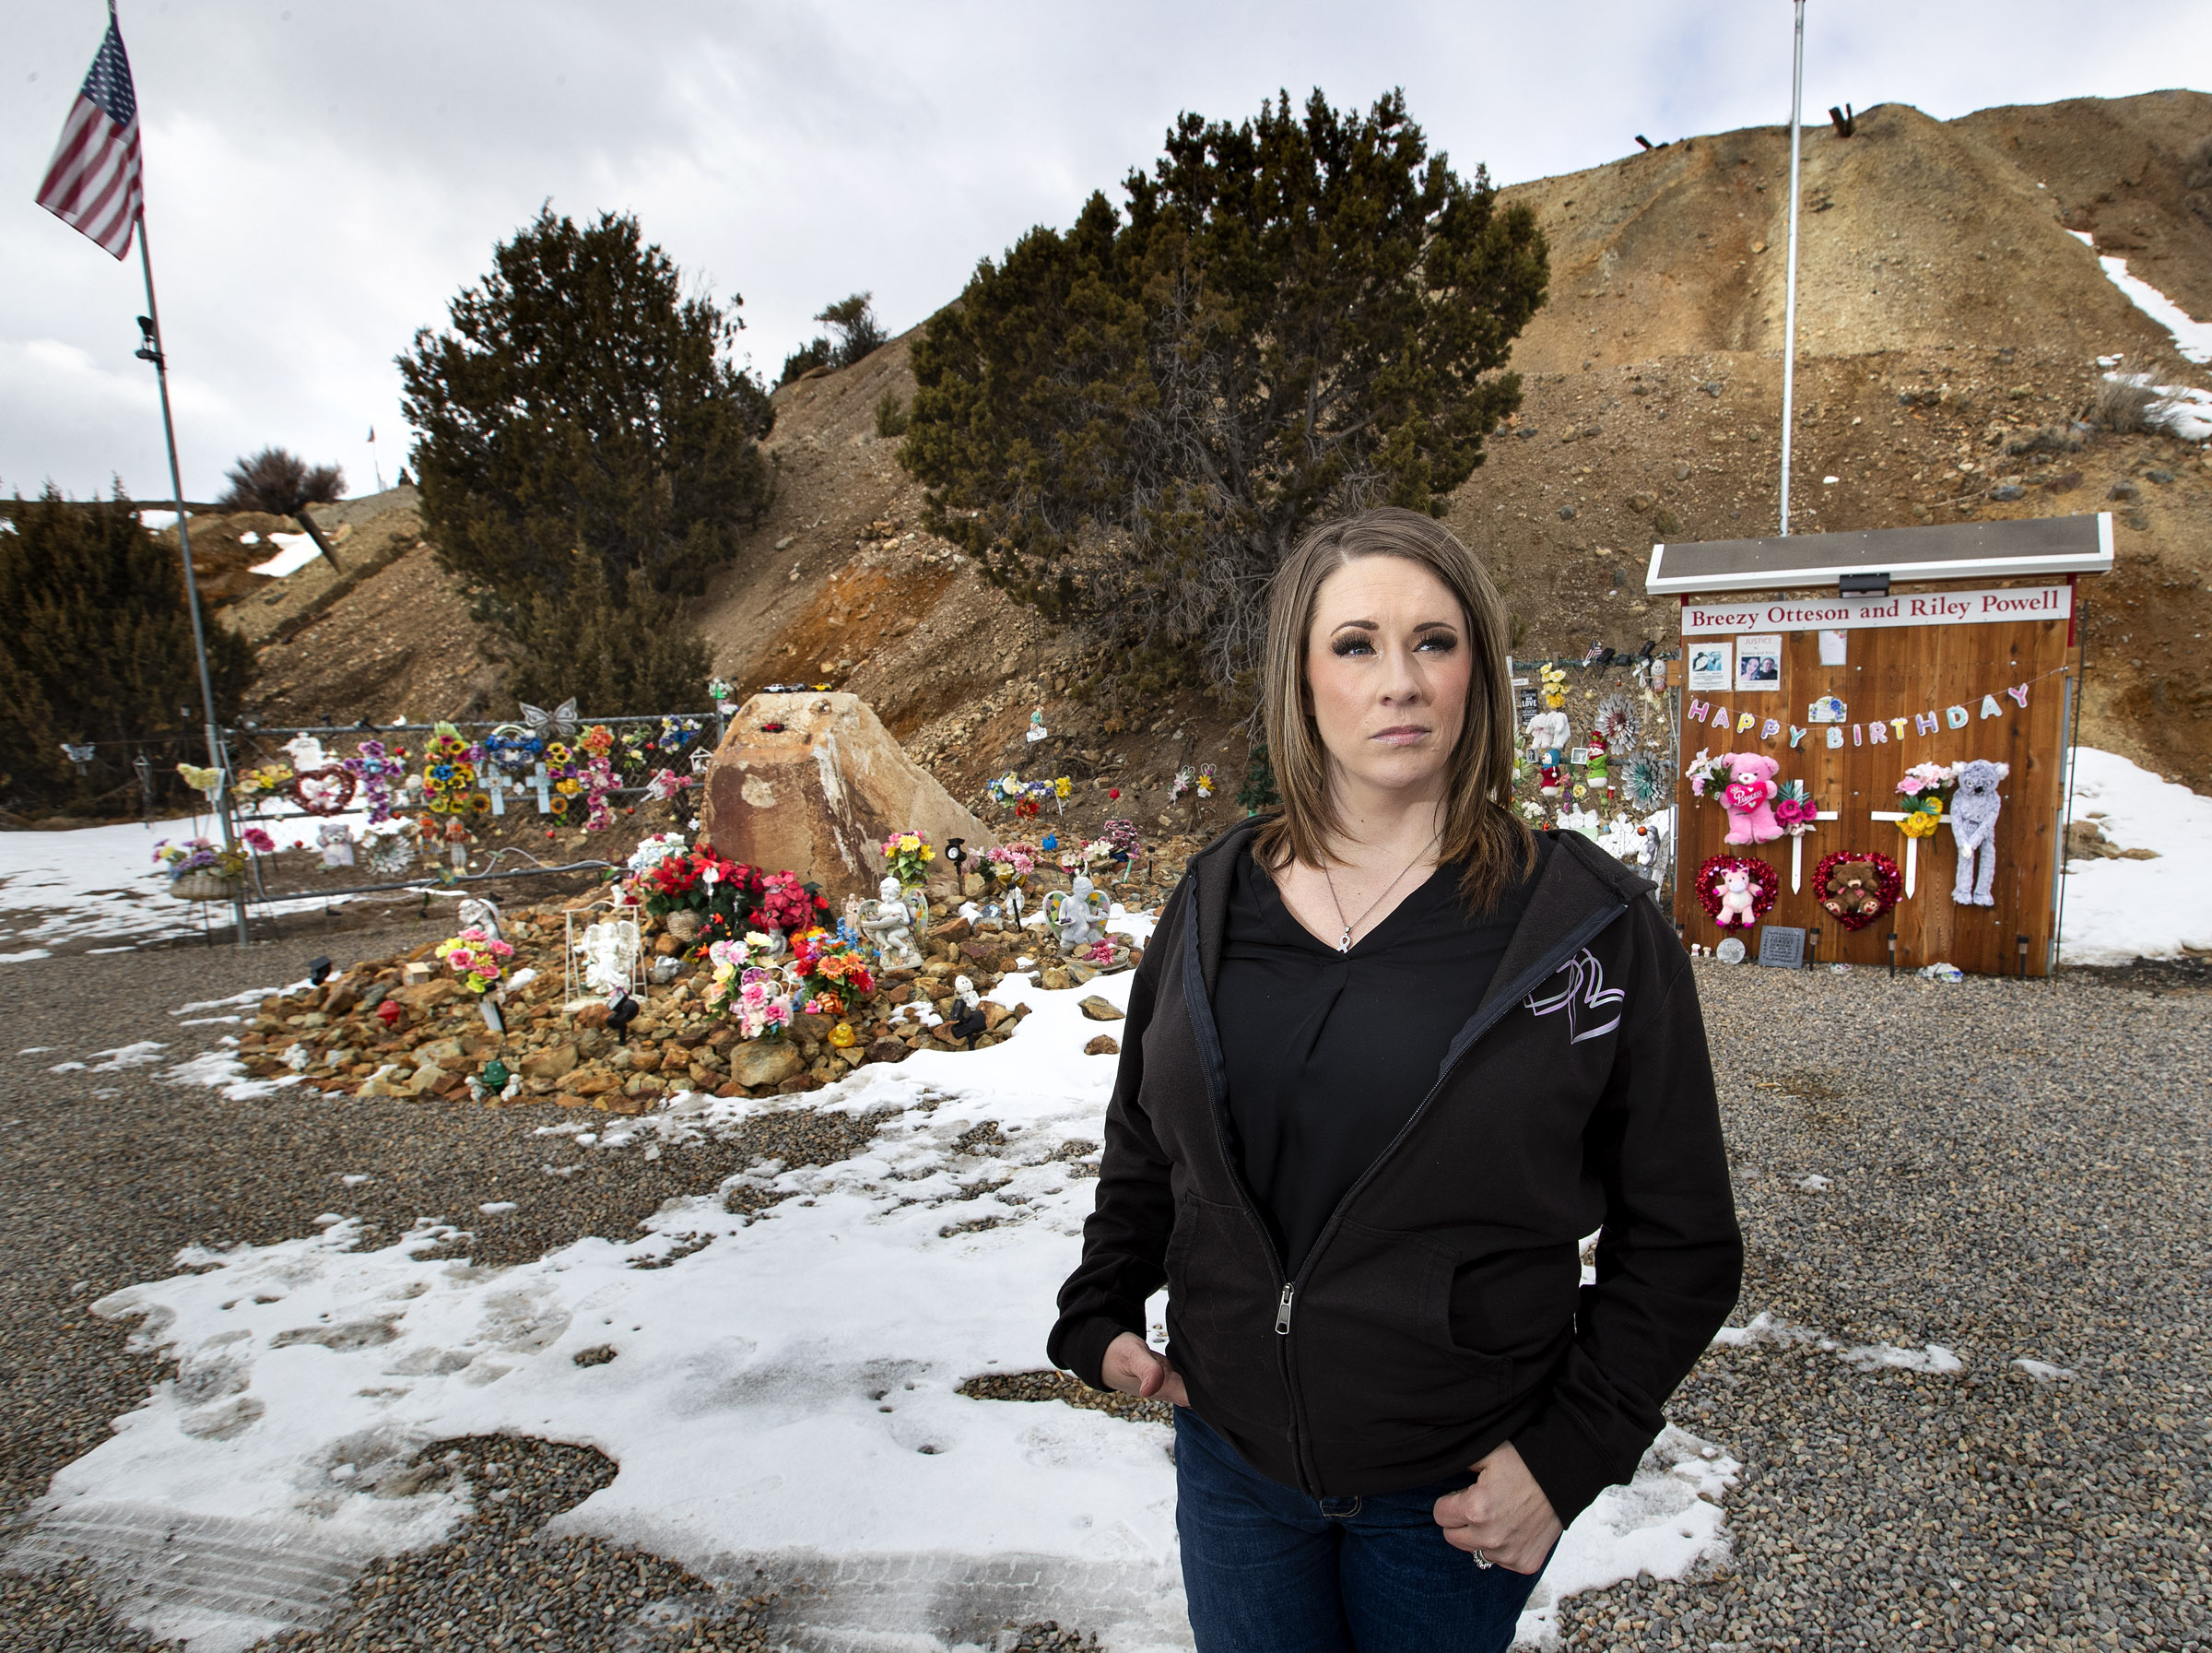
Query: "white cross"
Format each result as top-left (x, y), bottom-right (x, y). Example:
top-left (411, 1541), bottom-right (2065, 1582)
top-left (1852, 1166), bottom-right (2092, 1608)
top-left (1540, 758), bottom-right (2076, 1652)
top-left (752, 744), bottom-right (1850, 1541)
top-left (1869, 809), bottom-right (1948, 898)
top-left (1790, 810), bottom-right (1841, 892)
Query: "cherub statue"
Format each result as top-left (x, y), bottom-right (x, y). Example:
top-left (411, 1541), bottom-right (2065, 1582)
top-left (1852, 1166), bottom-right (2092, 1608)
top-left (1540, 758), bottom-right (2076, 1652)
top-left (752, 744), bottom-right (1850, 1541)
top-left (1047, 873), bottom-right (1109, 952)
top-left (860, 875), bottom-right (925, 969)
top-left (576, 917), bottom-right (640, 997)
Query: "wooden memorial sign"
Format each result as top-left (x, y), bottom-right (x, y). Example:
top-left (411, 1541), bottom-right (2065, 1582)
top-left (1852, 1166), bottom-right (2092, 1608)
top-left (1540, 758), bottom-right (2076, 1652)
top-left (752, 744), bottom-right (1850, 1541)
top-left (1652, 516), bottom-right (2109, 977)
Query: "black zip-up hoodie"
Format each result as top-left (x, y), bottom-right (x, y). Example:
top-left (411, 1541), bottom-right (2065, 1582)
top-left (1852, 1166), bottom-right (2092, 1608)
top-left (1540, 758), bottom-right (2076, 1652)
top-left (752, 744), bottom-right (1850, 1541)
top-left (1048, 821), bottom-right (1741, 1527)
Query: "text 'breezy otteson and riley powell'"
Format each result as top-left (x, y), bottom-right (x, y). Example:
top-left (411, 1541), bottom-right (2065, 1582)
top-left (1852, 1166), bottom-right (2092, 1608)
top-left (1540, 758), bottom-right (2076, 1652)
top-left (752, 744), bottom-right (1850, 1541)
top-left (1680, 584), bottom-right (2073, 636)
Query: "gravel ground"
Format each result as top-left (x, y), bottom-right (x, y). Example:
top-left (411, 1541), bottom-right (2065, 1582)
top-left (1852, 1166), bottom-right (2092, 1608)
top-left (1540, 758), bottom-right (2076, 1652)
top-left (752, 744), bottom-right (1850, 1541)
top-left (2, 934), bottom-right (2206, 1650)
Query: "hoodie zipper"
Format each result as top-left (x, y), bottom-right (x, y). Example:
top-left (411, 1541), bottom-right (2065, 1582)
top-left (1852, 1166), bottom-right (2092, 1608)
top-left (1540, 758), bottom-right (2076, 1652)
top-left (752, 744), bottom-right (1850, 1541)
top-left (1181, 876), bottom-right (1633, 1495)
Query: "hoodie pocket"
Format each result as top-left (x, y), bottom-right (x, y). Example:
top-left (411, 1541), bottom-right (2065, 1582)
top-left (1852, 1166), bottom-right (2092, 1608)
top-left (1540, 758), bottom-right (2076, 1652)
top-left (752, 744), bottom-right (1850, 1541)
top-left (1163, 1193), bottom-right (1288, 1423)
top-left (1294, 1220), bottom-right (1515, 1441)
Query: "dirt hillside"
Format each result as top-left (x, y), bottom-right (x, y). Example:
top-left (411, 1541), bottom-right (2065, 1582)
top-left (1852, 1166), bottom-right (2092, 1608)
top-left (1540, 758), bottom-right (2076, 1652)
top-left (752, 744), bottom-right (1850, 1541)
top-left (229, 89), bottom-right (2212, 803)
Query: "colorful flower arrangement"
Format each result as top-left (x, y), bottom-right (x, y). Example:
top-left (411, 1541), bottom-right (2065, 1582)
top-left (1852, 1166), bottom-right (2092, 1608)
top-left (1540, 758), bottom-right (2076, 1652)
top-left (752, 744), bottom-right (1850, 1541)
top-left (1100, 819), bottom-right (1141, 862)
top-left (481, 726), bottom-right (544, 773)
top-left (240, 762), bottom-right (294, 798)
top-left (1171, 763), bottom-right (1217, 802)
top-left (436, 927), bottom-right (514, 995)
top-left (1896, 763), bottom-right (1955, 839)
top-left (790, 927), bottom-right (877, 1017)
top-left (152, 837), bottom-right (248, 880)
top-left (417, 724), bottom-right (489, 817)
top-left (880, 831), bottom-right (935, 887)
top-left (1771, 779), bottom-right (1821, 836)
top-left (241, 826), bottom-right (277, 854)
top-left (1684, 749), bottom-right (1735, 800)
top-left (346, 739), bottom-right (407, 825)
top-left (639, 843), bottom-right (747, 917)
top-left (986, 774), bottom-right (1068, 817)
top-left (984, 843), bottom-right (1037, 880)
top-left (645, 767), bottom-right (694, 803)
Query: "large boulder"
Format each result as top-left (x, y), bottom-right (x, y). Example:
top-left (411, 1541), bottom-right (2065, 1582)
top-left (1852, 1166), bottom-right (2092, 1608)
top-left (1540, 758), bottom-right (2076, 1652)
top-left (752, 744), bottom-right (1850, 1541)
top-left (698, 692), bottom-right (994, 902)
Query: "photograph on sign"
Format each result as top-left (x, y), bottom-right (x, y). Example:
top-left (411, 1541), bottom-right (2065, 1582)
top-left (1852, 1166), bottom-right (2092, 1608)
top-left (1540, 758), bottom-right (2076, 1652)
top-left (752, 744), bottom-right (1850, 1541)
top-left (1818, 629), bottom-right (1848, 666)
top-left (1806, 695), bottom-right (1848, 724)
top-left (1687, 640), bottom-right (1733, 693)
top-left (1735, 634), bottom-right (1782, 691)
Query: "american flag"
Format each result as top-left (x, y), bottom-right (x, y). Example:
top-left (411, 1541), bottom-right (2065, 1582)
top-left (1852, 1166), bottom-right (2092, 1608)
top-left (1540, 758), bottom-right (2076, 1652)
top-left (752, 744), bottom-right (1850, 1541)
top-left (35, 15), bottom-right (144, 260)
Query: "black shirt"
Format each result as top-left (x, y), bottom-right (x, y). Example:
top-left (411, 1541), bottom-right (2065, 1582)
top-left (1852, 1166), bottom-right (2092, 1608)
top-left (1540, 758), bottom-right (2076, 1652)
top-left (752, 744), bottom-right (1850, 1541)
top-left (1215, 838), bottom-right (1548, 1277)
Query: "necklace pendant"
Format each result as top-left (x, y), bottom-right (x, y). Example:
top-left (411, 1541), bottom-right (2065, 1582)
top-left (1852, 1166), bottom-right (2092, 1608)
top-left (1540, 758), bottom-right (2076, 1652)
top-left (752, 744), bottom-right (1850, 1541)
top-left (1336, 928), bottom-right (1353, 953)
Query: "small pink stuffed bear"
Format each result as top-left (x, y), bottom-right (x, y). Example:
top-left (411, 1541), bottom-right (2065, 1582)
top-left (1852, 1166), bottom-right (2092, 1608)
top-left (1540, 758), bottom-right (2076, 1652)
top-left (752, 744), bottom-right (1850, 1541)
top-left (1713, 868), bottom-right (1759, 927)
top-left (1721, 753), bottom-right (1783, 844)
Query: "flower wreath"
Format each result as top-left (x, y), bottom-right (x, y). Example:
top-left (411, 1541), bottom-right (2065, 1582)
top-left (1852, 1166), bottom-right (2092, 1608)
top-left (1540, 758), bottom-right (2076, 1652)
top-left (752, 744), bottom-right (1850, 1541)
top-left (1813, 848), bottom-right (1904, 932)
top-left (1694, 853), bottom-right (1780, 926)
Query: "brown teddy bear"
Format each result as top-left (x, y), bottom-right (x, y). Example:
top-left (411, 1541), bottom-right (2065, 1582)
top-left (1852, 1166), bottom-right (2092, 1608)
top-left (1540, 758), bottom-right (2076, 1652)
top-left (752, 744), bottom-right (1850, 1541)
top-left (1822, 858), bottom-right (1883, 921)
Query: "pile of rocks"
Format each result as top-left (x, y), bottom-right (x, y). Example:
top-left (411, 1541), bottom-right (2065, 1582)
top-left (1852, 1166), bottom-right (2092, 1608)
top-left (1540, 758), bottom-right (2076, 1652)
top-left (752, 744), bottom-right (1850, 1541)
top-left (232, 903), bottom-right (1144, 1116)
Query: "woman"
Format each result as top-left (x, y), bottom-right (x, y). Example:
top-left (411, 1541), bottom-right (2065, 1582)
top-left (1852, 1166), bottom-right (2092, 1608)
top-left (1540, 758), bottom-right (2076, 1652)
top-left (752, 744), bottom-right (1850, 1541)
top-left (1049, 508), bottom-right (1740, 1652)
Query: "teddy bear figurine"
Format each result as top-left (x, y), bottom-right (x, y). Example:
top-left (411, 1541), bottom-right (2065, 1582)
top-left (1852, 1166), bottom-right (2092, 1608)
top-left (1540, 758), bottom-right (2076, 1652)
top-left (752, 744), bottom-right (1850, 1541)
top-left (1526, 708), bottom-right (1571, 798)
top-left (1821, 859), bottom-right (1882, 922)
top-left (1721, 753), bottom-right (1783, 844)
top-left (1947, 759), bottom-right (2011, 907)
top-left (1713, 868), bottom-right (1759, 927)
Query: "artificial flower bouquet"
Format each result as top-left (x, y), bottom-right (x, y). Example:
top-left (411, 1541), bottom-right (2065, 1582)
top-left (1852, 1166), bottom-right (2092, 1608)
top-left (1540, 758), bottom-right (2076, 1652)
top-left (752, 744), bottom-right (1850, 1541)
top-left (436, 927), bottom-right (514, 995)
top-left (701, 936), bottom-right (794, 1040)
top-left (759, 868), bottom-right (827, 933)
top-left (790, 927), bottom-right (877, 1018)
top-left (880, 831), bottom-right (935, 887)
top-left (1171, 763), bottom-right (1217, 801)
top-left (1684, 749), bottom-right (1735, 800)
top-left (152, 837), bottom-right (249, 880)
top-left (1895, 763), bottom-right (1955, 838)
top-left (1771, 779), bottom-right (1822, 836)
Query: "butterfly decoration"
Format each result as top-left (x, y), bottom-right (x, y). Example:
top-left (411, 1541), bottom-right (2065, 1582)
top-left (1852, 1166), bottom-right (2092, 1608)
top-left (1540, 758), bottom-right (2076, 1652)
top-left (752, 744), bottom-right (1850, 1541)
top-left (519, 698), bottom-right (580, 742)
top-left (175, 762), bottom-right (225, 800)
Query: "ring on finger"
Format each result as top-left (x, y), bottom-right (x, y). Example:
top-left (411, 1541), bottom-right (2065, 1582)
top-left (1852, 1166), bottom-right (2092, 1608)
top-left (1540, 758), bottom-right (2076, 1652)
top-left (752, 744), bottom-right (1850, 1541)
top-left (1471, 1548), bottom-right (1494, 1570)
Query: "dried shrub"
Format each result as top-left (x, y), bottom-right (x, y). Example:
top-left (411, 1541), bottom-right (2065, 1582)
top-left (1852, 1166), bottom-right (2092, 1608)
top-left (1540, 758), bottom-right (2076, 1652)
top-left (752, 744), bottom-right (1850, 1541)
top-left (217, 447), bottom-right (345, 515)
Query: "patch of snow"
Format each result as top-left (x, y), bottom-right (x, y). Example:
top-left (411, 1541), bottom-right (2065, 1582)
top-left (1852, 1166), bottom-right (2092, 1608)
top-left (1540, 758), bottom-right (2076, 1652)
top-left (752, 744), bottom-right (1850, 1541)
top-left (160, 1045), bottom-right (298, 1103)
top-left (340, 1175), bottom-right (370, 1187)
top-left (1713, 1312), bottom-right (1962, 1378)
top-left (0, 948), bottom-right (55, 963)
top-left (2101, 371), bottom-right (2212, 443)
top-left (2060, 750), bottom-right (2212, 963)
top-left (1837, 1341), bottom-right (1962, 1376)
top-left (174, 986), bottom-right (294, 1015)
top-left (248, 533), bottom-right (323, 578)
top-left (70, 1041), bottom-right (169, 1073)
top-left (2011, 1358), bottom-right (2074, 1383)
top-left (1794, 1174), bottom-right (1831, 1193)
top-left (477, 1201), bottom-right (518, 1216)
top-left (2081, 248), bottom-right (2212, 364)
top-left (29, 964), bottom-right (1735, 1653)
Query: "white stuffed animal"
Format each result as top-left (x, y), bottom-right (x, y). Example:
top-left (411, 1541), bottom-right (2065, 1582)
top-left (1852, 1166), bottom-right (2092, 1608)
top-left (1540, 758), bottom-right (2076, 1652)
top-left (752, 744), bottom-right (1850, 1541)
top-left (1713, 868), bottom-right (1758, 928)
top-left (1947, 759), bottom-right (2011, 906)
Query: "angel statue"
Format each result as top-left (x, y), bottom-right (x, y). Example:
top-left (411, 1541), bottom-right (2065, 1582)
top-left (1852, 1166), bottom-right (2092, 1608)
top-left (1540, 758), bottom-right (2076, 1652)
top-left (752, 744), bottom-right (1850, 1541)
top-left (1047, 873), bottom-right (1109, 953)
top-left (575, 916), bottom-right (641, 997)
top-left (859, 876), bottom-right (926, 970)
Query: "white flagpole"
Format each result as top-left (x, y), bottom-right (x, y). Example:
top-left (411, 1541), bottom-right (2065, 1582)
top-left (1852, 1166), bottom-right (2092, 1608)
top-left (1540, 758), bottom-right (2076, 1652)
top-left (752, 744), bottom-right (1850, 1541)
top-left (135, 207), bottom-right (249, 948)
top-left (1778, 0), bottom-right (1806, 537)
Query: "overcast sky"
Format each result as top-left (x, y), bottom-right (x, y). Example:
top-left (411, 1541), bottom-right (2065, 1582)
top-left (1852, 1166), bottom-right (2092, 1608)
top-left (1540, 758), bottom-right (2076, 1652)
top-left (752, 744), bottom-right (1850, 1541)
top-left (4, 0), bottom-right (2206, 504)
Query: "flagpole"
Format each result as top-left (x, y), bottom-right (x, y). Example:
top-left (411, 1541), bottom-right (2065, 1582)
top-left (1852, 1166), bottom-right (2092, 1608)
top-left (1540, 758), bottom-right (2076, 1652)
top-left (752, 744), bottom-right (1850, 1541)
top-left (135, 207), bottom-right (249, 948)
top-left (1778, 0), bottom-right (1806, 537)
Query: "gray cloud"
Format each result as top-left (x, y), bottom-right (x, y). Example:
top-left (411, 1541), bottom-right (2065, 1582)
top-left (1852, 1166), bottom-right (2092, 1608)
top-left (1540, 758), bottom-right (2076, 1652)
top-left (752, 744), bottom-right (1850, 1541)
top-left (4, 0), bottom-right (2205, 502)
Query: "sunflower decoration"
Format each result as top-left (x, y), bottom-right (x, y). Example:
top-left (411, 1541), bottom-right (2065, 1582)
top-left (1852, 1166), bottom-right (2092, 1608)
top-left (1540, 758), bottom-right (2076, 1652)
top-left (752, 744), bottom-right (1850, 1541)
top-left (1623, 750), bottom-right (1673, 811)
top-left (1591, 693), bottom-right (1641, 755)
top-left (418, 722), bottom-right (478, 815)
top-left (467, 792), bottom-right (493, 816)
top-left (544, 743), bottom-right (572, 768)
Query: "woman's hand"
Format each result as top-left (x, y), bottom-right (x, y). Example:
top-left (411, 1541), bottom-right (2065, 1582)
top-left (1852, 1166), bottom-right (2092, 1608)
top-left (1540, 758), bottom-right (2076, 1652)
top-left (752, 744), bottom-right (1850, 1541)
top-left (1430, 1441), bottom-right (1562, 1575)
top-left (1100, 1330), bottom-right (1190, 1408)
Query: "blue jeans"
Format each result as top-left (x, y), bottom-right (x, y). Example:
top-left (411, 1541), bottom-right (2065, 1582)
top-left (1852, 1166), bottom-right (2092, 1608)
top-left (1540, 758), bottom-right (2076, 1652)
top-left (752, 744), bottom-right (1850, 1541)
top-left (1175, 1408), bottom-right (1545, 1653)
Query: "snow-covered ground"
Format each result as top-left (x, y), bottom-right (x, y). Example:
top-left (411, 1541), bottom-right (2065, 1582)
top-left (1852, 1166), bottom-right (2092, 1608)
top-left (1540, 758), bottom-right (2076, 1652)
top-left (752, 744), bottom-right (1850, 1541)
top-left (13, 957), bottom-right (1742, 1652)
top-left (0, 807), bottom-right (364, 958)
top-left (2058, 748), bottom-right (2212, 964)
top-left (7, 746), bottom-right (2206, 1646)
top-left (2069, 228), bottom-right (2212, 439)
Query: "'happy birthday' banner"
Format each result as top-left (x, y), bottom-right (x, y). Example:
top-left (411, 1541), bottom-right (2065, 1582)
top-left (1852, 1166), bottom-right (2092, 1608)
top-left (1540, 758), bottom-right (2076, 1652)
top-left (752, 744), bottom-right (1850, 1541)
top-left (1685, 673), bottom-right (2056, 750)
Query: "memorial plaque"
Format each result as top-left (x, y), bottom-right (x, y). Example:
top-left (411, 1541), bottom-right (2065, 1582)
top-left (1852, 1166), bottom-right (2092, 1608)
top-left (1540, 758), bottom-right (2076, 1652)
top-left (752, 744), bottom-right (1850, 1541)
top-left (1757, 925), bottom-right (1806, 969)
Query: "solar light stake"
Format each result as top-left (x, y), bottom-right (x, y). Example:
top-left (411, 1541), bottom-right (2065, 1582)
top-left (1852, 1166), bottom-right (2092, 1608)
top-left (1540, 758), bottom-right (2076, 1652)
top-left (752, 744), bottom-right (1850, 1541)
top-left (1807, 925), bottom-right (1821, 969)
top-left (1887, 931), bottom-right (1897, 979)
top-left (1779, 0), bottom-right (1806, 537)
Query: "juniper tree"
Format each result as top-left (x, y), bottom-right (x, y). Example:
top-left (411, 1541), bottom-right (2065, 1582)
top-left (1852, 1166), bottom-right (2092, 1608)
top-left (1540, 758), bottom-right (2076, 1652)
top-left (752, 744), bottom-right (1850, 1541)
top-left (900, 89), bottom-right (1547, 692)
top-left (397, 207), bottom-right (773, 709)
top-left (0, 487), bottom-right (254, 813)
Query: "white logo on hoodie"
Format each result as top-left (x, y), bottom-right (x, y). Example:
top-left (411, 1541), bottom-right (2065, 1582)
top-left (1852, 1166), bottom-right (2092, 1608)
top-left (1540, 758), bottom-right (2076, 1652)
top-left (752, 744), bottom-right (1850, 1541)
top-left (1524, 948), bottom-right (1624, 1045)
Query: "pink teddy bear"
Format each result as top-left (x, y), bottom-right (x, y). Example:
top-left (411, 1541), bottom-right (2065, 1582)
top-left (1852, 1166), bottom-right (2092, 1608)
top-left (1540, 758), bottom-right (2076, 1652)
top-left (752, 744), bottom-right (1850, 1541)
top-left (1721, 753), bottom-right (1783, 844)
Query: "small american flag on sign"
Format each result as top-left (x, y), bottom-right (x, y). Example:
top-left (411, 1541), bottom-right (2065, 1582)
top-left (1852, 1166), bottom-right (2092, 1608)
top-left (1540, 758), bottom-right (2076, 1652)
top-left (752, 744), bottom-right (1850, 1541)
top-left (36, 14), bottom-right (144, 259)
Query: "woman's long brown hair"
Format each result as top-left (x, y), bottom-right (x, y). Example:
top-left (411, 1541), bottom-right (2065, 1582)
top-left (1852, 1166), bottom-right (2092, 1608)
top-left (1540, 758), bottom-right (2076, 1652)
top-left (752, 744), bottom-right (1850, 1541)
top-left (1251, 507), bottom-right (1536, 913)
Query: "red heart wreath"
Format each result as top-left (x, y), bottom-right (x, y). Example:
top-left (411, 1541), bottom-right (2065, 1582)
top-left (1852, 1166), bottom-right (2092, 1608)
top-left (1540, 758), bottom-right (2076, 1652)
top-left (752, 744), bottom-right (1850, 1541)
top-left (1696, 853), bottom-right (1779, 929)
top-left (286, 766), bottom-right (359, 816)
top-left (1813, 848), bottom-right (1903, 932)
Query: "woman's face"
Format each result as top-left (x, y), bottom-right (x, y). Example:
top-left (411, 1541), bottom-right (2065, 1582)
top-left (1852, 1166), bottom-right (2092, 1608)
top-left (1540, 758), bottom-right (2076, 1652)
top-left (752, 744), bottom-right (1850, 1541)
top-left (1304, 555), bottom-right (1473, 801)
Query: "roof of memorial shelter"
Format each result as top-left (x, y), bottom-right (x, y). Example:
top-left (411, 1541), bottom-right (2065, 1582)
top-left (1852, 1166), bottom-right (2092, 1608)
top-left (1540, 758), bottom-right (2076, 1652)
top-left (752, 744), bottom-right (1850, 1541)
top-left (1645, 513), bottom-right (2113, 596)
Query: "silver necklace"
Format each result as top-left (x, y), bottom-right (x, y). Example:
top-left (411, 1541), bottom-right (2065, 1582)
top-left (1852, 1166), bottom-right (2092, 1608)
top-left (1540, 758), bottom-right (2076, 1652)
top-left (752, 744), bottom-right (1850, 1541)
top-left (1320, 832), bottom-right (1441, 953)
